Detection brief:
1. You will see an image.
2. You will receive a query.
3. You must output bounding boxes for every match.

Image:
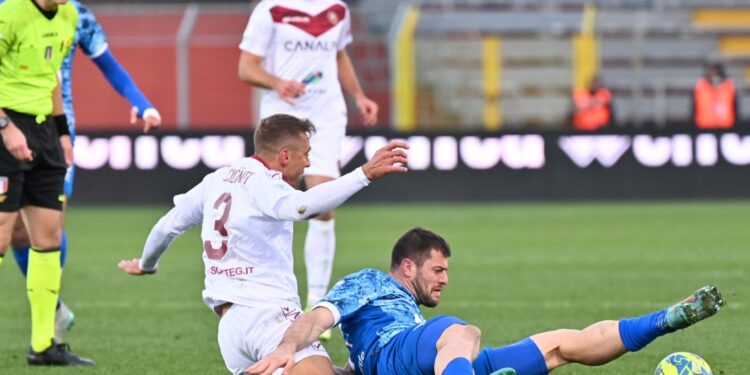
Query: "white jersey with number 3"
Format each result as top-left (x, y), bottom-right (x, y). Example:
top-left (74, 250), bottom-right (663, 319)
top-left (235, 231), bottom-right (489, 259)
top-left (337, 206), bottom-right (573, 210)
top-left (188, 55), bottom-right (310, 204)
top-left (239, 0), bottom-right (351, 121)
top-left (138, 156), bottom-right (370, 313)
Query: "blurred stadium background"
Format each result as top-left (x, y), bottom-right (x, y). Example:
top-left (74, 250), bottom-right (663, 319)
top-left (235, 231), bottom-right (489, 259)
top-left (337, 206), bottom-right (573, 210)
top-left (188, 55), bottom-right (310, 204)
top-left (1, 0), bottom-right (749, 374)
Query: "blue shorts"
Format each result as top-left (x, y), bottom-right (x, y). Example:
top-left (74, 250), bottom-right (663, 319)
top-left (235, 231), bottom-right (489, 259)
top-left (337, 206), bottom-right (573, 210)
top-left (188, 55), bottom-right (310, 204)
top-left (375, 315), bottom-right (547, 375)
top-left (376, 315), bottom-right (466, 375)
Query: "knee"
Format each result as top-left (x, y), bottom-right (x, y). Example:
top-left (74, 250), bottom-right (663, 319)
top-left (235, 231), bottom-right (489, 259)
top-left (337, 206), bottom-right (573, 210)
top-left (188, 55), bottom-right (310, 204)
top-left (438, 324), bottom-right (482, 350)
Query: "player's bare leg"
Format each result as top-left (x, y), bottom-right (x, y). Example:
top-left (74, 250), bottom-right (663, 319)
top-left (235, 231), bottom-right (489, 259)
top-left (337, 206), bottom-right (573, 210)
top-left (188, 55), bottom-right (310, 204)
top-left (0, 211), bottom-right (20, 266)
top-left (531, 320), bottom-right (626, 369)
top-left (10, 215), bottom-right (29, 248)
top-left (530, 286), bottom-right (725, 372)
top-left (435, 324), bottom-right (482, 375)
top-left (303, 175), bottom-right (336, 341)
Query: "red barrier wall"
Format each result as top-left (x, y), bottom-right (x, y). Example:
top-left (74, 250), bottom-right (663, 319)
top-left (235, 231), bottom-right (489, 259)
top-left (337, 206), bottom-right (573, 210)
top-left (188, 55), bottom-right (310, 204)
top-left (71, 11), bottom-right (253, 131)
top-left (70, 8), bottom-right (389, 131)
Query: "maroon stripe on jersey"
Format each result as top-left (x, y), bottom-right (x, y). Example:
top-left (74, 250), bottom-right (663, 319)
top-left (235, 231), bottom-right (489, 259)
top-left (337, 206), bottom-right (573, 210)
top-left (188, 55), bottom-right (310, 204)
top-left (269, 4), bottom-right (346, 37)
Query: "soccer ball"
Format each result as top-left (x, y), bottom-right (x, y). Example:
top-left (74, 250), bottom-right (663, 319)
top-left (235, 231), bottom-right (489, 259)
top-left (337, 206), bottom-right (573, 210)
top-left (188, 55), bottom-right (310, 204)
top-left (654, 352), bottom-right (713, 375)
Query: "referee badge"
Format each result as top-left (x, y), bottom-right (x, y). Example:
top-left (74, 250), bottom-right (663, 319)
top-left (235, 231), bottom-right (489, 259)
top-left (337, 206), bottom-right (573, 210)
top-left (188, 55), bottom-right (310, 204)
top-left (0, 176), bottom-right (7, 194)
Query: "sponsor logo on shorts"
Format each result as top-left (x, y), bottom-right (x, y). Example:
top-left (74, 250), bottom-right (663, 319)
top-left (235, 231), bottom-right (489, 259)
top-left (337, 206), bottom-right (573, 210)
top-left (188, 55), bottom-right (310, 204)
top-left (0, 177), bottom-right (7, 194)
top-left (311, 341), bottom-right (324, 351)
top-left (280, 306), bottom-right (301, 322)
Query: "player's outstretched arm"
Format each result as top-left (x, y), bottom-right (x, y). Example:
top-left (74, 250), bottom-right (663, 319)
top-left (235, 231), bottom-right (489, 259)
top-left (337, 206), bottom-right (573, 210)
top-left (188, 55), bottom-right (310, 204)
top-left (117, 258), bottom-right (157, 276)
top-left (91, 50), bottom-right (161, 133)
top-left (245, 307), bottom-right (336, 375)
top-left (264, 141), bottom-right (408, 221)
top-left (118, 182), bottom-right (205, 275)
top-left (129, 107), bottom-right (161, 134)
top-left (361, 140), bottom-right (409, 180)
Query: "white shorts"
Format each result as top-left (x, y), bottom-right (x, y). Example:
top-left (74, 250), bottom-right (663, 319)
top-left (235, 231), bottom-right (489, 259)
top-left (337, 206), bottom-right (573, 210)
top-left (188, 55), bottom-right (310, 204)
top-left (305, 119), bottom-right (346, 179)
top-left (217, 303), bottom-right (330, 375)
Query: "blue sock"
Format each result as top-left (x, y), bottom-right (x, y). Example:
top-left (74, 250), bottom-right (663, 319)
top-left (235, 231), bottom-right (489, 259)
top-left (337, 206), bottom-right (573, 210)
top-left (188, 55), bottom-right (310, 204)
top-left (443, 357), bottom-right (474, 375)
top-left (618, 308), bottom-right (676, 352)
top-left (473, 339), bottom-right (547, 375)
top-left (12, 245), bottom-right (30, 277)
top-left (60, 230), bottom-right (68, 267)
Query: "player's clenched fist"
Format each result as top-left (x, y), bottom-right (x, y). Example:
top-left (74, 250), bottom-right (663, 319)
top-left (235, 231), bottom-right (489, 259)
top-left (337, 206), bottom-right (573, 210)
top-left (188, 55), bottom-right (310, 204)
top-left (362, 141), bottom-right (409, 181)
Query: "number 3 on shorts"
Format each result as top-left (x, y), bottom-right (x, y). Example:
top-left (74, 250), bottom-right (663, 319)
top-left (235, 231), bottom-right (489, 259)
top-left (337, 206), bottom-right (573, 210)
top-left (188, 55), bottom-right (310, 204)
top-left (203, 192), bottom-right (232, 260)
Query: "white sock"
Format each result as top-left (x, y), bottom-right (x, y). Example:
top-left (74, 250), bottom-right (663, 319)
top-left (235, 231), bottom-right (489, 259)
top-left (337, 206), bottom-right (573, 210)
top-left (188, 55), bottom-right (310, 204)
top-left (304, 219), bottom-right (335, 308)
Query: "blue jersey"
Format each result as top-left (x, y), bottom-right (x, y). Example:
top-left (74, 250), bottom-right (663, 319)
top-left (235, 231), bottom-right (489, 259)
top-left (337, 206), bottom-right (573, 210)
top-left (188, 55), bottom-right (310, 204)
top-left (60, 0), bottom-right (107, 135)
top-left (319, 269), bottom-right (426, 374)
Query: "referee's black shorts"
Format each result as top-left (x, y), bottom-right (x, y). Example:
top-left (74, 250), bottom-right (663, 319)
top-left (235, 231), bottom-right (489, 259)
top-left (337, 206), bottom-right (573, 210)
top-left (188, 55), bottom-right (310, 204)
top-left (0, 109), bottom-right (66, 212)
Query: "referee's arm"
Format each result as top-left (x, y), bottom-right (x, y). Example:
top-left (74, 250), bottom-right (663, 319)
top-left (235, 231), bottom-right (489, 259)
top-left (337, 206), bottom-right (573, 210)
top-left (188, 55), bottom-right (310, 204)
top-left (52, 77), bottom-right (73, 166)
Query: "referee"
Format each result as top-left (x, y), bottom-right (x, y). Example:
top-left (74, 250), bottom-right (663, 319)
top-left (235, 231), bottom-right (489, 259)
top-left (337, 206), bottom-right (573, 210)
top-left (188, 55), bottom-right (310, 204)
top-left (0, 0), bottom-right (92, 366)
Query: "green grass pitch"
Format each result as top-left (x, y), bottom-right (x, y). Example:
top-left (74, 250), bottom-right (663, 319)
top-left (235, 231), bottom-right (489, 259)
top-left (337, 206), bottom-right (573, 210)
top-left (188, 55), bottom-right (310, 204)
top-left (0, 201), bottom-right (747, 374)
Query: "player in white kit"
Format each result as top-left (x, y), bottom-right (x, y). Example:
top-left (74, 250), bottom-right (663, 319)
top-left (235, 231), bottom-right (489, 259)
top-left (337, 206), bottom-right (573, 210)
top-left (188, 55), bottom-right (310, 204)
top-left (238, 0), bottom-right (379, 323)
top-left (117, 114), bottom-right (406, 375)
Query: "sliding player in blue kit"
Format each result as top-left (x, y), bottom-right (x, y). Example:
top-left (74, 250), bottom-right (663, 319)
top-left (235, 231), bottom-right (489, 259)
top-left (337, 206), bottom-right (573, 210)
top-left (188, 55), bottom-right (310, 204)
top-left (5, 0), bottom-right (161, 342)
top-left (248, 228), bottom-right (725, 375)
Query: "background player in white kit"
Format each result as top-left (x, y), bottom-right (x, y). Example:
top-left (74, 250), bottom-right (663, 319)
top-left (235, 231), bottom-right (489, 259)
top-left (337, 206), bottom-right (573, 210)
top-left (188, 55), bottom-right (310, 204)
top-left (117, 114), bottom-right (406, 374)
top-left (237, 0), bottom-right (379, 328)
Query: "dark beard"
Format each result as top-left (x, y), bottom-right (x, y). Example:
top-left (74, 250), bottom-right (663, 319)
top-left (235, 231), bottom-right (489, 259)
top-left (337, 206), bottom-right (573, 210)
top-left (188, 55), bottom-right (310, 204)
top-left (412, 278), bottom-right (437, 307)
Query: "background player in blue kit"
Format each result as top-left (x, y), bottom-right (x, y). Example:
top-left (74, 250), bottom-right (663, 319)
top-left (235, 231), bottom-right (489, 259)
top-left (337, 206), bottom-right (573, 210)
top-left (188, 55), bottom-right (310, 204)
top-left (247, 228), bottom-right (725, 375)
top-left (4, 0), bottom-right (162, 342)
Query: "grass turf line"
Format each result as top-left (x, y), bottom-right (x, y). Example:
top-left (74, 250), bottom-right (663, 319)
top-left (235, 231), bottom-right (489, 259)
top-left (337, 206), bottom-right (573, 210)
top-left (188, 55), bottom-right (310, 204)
top-left (0, 201), bottom-right (746, 374)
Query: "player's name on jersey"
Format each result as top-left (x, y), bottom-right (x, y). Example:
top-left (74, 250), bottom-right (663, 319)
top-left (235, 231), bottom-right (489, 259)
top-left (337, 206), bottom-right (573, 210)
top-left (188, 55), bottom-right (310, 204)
top-left (223, 169), bottom-right (255, 185)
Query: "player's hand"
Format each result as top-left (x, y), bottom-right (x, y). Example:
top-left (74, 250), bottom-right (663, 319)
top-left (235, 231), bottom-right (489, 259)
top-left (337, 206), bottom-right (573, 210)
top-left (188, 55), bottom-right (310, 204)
top-left (59, 135), bottom-right (73, 167)
top-left (273, 79), bottom-right (305, 105)
top-left (244, 345), bottom-right (296, 375)
top-left (362, 140), bottom-right (409, 181)
top-left (1, 123), bottom-right (33, 162)
top-left (118, 258), bottom-right (157, 276)
top-left (355, 95), bottom-right (378, 126)
top-left (131, 107), bottom-right (162, 133)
